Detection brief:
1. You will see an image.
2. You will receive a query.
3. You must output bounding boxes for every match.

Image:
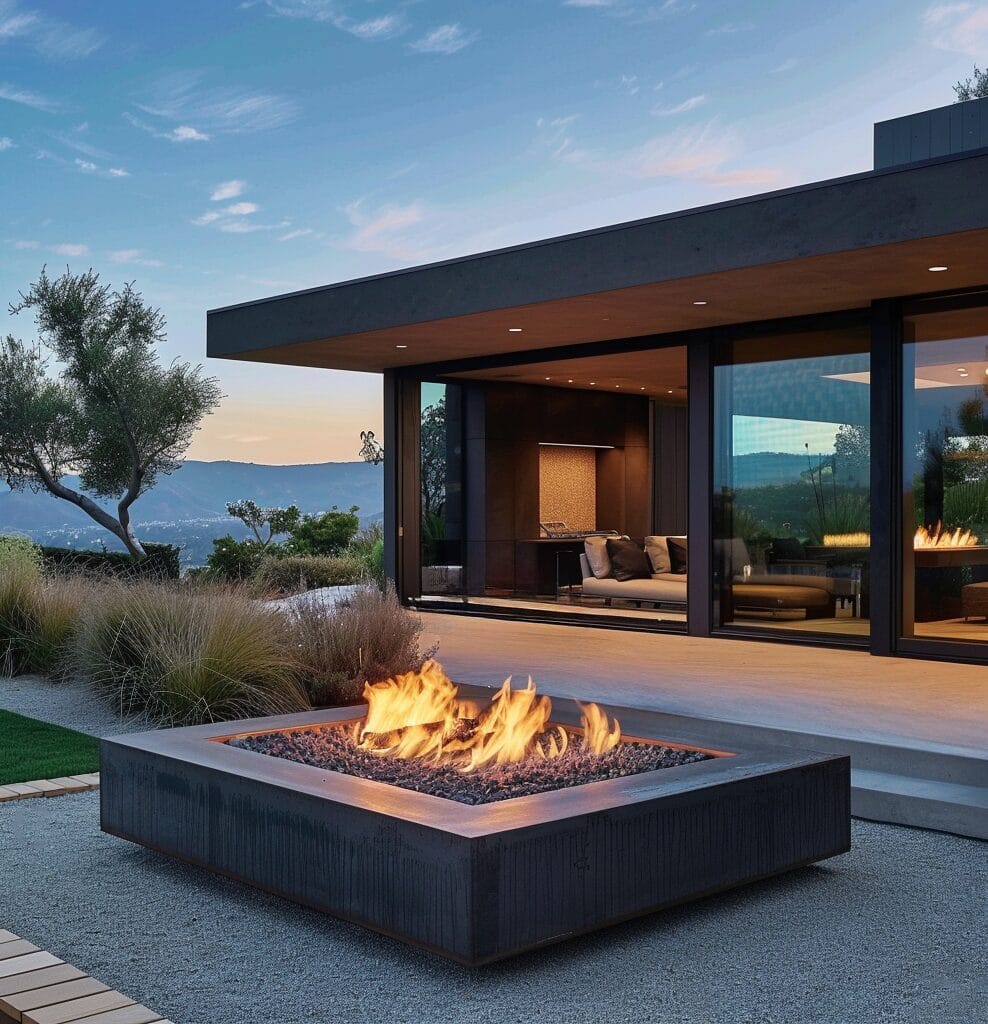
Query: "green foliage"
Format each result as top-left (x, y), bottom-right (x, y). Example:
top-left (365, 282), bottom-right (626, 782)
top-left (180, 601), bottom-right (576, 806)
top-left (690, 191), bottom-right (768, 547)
top-left (288, 584), bottom-right (429, 707)
top-left (954, 65), bottom-right (988, 101)
top-left (72, 582), bottom-right (309, 725)
top-left (944, 479), bottom-right (988, 539)
top-left (226, 499), bottom-right (301, 548)
top-left (286, 505), bottom-right (360, 556)
top-left (39, 542), bottom-right (180, 579)
top-left (0, 709), bottom-right (99, 787)
top-left (255, 552), bottom-right (369, 594)
top-left (420, 397), bottom-right (447, 520)
top-left (1, 268), bottom-right (221, 557)
top-left (0, 534), bottom-right (41, 570)
top-left (206, 535), bottom-right (270, 581)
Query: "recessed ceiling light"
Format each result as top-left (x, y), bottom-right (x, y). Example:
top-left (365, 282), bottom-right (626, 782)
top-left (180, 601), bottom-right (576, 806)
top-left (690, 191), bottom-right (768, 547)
top-left (615, 384), bottom-right (621, 388)
top-left (508, 327), bottom-right (523, 332)
top-left (589, 381), bottom-right (597, 385)
top-left (692, 300), bottom-right (707, 306)
top-left (640, 386), bottom-right (646, 390)
top-left (667, 389), bottom-right (674, 394)
top-left (395, 344), bottom-right (407, 349)
top-left (545, 376), bottom-right (551, 381)
top-left (602, 316), bottom-right (611, 321)
top-left (957, 367), bottom-right (969, 377)
top-left (568, 379), bottom-right (574, 383)
top-left (928, 266), bottom-right (948, 272)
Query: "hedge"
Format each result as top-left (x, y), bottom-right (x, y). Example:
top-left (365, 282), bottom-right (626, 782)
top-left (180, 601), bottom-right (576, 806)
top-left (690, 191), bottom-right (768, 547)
top-left (39, 542), bottom-right (181, 580)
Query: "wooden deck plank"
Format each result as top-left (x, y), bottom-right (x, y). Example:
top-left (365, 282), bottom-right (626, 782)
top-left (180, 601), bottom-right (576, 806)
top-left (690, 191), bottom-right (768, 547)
top-left (0, 788), bottom-right (29, 801)
top-left (65, 776), bottom-right (100, 788)
top-left (43, 780), bottom-right (90, 794)
top-left (0, 956), bottom-right (62, 981)
top-left (60, 1007), bottom-right (160, 1024)
top-left (0, 937), bottom-right (17, 948)
top-left (22, 991), bottom-right (133, 1024)
top-left (0, 946), bottom-right (38, 964)
top-left (0, 967), bottom-right (86, 999)
top-left (1, 978), bottom-right (110, 1018)
top-left (1, 786), bottom-right (44, 799)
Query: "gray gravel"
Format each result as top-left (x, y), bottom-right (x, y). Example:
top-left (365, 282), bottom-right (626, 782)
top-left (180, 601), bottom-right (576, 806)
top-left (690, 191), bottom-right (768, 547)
top-left (0, 794), bottom-right (984, 1024)
top-left (0, 675), bottom-right (150, 736)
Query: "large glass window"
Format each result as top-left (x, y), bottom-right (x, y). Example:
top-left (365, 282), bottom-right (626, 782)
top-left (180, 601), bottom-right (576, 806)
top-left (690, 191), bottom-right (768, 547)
top-left (418, 382), bottom-right (465, 596)
top-left (713, 326), bottom-right (871, 639)
top-left (902, 303), bottom-right (988, 646)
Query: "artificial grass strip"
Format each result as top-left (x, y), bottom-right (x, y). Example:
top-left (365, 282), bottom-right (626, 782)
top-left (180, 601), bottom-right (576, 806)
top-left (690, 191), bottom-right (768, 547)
top-left (0, 708), bottom-right (100, 786)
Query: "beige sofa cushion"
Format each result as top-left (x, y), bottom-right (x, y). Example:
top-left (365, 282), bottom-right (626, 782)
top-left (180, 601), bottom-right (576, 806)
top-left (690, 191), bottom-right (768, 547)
top-left (644, 535), bottom-right (686, 574)
top-left (584, 535), bottom-right (627, 578)
top-left (582, 574), bottom-right (688, 603)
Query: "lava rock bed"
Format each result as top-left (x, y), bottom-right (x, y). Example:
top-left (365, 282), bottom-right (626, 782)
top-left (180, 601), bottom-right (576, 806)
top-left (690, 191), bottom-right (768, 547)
top-left (225, 724), bottom-right (712, 804)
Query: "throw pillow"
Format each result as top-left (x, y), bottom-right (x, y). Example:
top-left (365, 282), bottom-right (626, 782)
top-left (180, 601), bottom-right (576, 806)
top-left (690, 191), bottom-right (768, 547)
top-left (606, 537), bottom-right (652, 581)
top-left (584, 535), bottom-right (614, 579)
top-left (667, 536), bottom-right (689, 574)
top-left (644, 535), bottom-right (687, 574)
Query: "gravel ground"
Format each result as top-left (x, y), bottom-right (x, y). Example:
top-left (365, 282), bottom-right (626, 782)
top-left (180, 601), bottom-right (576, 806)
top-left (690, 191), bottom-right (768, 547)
top-left (0, 675), bottom-right (150, 737)
top-left (0, 794), bottom-right (983, 1024)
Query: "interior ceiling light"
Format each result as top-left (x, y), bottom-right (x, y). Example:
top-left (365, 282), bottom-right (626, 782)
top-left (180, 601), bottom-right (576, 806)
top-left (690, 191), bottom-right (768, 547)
top-left (640, 386), bottom-right (646, 390)
top-left (692, 300), bottom-right (708, 306)
top-left (545, 376), bottom-right (551, 381)
top-left (958, 367), bottom-right (970, 377)
top-left (589, 381), bottom-right (597, 385)
top-left (667, 389), bottom-right (674, 394)
top-left (395, 344), bottom-right (408, 349)
top-left (567, 378), bottom-right (574, 383)
top-left (928, 266), bottom-right (948, 272)
top-left (508, 327), bottom-right (523, 332)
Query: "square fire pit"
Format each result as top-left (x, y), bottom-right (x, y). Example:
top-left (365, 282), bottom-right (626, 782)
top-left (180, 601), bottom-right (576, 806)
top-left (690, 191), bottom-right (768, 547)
top-left (100, 694), bottom-right (850, 965)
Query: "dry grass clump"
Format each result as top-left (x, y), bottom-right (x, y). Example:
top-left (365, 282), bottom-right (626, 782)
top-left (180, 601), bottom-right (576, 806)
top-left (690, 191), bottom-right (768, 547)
top-left (287, 584), bottom-right (431, 707)
top-left (73, 581), bottom-right (309, 724)
top-left (0, 556), bottom-right (89, 678)
top-left (254, 552), bottom-right (371, 595)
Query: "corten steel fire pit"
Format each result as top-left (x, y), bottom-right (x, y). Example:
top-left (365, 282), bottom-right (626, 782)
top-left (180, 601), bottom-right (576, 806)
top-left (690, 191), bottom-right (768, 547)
top-left (101, 680), bottom-right (850, 965)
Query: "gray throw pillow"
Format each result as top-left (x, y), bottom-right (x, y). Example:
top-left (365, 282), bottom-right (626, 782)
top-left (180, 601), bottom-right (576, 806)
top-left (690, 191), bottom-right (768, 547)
top-left (584, 535), bottom-right (613, 579)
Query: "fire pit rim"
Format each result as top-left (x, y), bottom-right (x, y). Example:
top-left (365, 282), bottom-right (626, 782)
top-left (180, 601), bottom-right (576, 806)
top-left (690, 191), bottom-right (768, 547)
top-left (105, 699), bottom-right (832, 839)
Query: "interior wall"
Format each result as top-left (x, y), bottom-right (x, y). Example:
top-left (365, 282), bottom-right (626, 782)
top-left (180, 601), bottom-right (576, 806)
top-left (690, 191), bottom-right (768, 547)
top-left (653, 402), bottom-right (689, 535)
top-left (467, 382), bottom-right (650, 592)
top-left (539, 446), bottom-right (596, 530)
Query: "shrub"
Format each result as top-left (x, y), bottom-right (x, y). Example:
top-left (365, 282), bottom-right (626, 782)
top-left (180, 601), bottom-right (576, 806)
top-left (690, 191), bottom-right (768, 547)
top-left (205, 535), bottom-right (270, 581)
top-left (286, 506), bottom-right (360, 556)
top-left (73, 582), bottom-right (309, 724)
top-left (255, 552), bottom-right (369, 594)
top-left (39, 542), bottom-right (180, 580)
top-left (0, 557), bottom-right (88, 677)
top-left (288, 584), bottom-right (431, 706)
top-left (0, 535), bottom-right (42, 570)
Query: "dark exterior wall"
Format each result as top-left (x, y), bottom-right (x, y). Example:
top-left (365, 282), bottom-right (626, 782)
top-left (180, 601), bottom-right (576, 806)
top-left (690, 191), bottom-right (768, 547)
top-left (874, 97), bottom-right (988, 169)
top-left (466, 382), bottom-right (650, 593)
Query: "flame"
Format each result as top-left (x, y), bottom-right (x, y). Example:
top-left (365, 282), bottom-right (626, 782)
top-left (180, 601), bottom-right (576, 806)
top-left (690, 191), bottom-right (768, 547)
top-left (823, 532), bottom-right (871, 547)
top-left (914, 522), bottom-right (977, 548)
top-left (355, 660), bottom-right (620, 771)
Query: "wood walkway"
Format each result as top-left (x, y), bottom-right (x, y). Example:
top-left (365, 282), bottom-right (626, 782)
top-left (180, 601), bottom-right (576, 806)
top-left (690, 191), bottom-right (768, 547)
top-left (0, 776), bottom-right (99, 803)
top-left (0, 930), bottom-right (170, 1024)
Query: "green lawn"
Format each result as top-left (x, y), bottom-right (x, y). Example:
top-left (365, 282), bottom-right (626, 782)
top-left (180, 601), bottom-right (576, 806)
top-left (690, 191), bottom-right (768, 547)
top-left (0, 709), bottom-right (100, 786)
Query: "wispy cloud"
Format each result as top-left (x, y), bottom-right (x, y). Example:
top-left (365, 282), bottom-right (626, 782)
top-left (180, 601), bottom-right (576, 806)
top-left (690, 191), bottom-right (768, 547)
top-left (52, 242), bottom-right (88, 257)
top-left (223, 201), bottom-right (259, 215)
top-left (278, 227), bottom-right (316, 241)
top-left (12, 238), bottom-right (39, 249)
top-left (922, 3), bottom-right (988, 55)
top-left (342, 198), bottom-right (428, 260)
top-left (0, 136), bottom-right (14, 150)
top-left (0, 82), bottom-right (59, 111)
top-left (74, 156), bottom-right (130, 179)
top-left (135, 71), bottom-right (300, 135)
top-left (108, 248), bottom-right (163, 267)
top-left (0, 1), bottom-right (103, 60)
top-left (653, 93), bottom-right (706, 116)
top-left (409, 23), bottom-right (479, 54)
top-left (258, 2), bottom-right (407, 40)
top-left (193, 211), bottom-right (222, 226)
top-left (706, 21), bottom-right (752, 35)
top-left (211, 180), bottom-right (246, 201)
top-left (123, 112), bottom-right (211, 143)
top-left (769, 57), bottom-right (798, 74)
top-left (563, 0), bottom-right (622, 7)
top-left (534, 114), bottom-right (591, 164)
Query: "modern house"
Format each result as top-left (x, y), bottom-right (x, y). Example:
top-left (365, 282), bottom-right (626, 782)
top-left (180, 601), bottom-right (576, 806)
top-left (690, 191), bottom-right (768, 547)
top-left (207, 98), bottom-right (988, 666)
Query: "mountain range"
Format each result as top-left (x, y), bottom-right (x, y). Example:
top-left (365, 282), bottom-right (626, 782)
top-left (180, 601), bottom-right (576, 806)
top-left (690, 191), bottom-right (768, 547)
top-left (0, 460), bottom-right (384, 567)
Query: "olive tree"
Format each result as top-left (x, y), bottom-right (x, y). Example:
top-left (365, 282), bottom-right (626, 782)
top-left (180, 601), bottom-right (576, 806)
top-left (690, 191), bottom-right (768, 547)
top-left (954, 65), bottom-right (988, 101)
top-left (1, 268), bottom-right (221, 558)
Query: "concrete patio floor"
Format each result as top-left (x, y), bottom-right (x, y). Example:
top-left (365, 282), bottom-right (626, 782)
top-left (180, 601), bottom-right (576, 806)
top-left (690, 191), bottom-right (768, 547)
top-left (420, 613), bottom-right (987, 754)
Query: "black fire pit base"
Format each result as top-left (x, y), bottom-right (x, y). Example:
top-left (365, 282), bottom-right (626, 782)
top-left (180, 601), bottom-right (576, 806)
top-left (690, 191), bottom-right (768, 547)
top-left (100, 700), bottom-right (850, 965)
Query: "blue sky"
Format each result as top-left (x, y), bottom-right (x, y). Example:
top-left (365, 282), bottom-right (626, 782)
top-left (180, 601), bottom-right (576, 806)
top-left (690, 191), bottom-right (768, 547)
top-left (1, 0), bottom-right (985, 463)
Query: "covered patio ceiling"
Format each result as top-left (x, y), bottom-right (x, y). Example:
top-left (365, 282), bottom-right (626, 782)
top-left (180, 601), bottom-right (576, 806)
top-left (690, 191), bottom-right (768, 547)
top-left (206, 151), bottom-right (988, 374)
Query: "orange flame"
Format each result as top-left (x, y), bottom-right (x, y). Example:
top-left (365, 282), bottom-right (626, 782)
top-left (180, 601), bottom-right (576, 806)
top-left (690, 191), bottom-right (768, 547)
top-left (355, 660), bottom-right (620, 771)
top-left (914, 522), bottom-right (977, 549)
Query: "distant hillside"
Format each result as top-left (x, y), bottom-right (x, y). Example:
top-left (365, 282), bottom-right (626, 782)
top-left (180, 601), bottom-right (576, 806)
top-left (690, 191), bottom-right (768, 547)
top-left (732, 451), bottom-right (819, 487)
top-left (0, 460), bottom-right (383, 567)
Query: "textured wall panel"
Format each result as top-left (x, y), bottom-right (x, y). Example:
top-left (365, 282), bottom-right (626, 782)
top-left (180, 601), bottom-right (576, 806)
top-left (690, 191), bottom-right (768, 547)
top-left (539, 446), bottom-right (596, 530)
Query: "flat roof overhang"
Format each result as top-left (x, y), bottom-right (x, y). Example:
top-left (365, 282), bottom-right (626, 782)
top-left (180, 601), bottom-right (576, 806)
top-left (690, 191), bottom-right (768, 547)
top-left (206, 150), bottom-right (988, 373)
